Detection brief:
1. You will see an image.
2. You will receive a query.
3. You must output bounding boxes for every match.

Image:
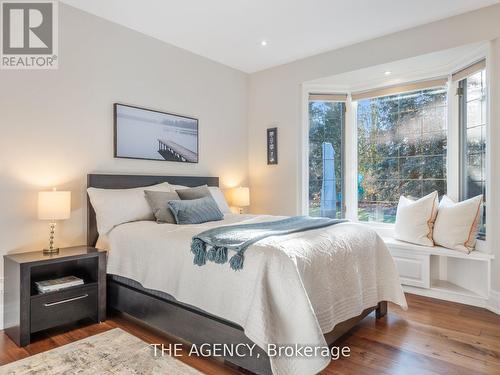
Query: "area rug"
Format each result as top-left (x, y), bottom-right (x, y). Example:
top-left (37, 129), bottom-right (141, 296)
top-left (1, 328), bottom-right (201, 374)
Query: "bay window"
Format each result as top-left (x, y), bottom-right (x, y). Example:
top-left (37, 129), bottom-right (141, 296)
top-left (305, 58), bottom-right (487, 240)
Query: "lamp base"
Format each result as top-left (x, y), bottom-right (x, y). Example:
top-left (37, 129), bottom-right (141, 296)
top-left (44, 222), bottom-right (59, 255)
top-left (43, 247), bottom-right (59, 255)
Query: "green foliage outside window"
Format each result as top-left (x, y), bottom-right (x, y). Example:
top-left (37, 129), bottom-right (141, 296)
top-left (308, 101), bottom-right (344, 218)
top-left (357, 89), bottom-right (448, 223)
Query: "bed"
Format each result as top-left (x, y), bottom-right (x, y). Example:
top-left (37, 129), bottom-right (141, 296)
top-left (87, 174), bottom-right (406, 375)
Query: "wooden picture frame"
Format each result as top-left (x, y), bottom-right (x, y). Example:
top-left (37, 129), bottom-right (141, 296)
top-left (267, 127), bottom-right (278, 165)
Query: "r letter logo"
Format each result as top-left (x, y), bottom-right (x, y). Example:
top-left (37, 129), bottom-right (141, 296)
top-left (1, 0), bottom-right (58, 69)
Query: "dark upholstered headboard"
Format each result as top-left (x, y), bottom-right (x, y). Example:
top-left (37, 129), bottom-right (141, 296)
top-left (86, 174), bottom-right (219, 247)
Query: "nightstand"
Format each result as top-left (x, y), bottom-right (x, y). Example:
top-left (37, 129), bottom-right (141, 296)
top-left (3, 246), bottom-right (106, 346)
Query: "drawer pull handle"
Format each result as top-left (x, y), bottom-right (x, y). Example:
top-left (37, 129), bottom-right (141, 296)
top-left (43, 294), bottom-right (89, 307)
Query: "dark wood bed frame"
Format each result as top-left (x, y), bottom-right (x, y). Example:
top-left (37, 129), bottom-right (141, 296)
top-left (87, 173), bottom-right (387, 375)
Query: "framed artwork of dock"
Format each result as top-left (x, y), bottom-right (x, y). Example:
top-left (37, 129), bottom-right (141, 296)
top-left (114, 103), bottom-right (199, 163)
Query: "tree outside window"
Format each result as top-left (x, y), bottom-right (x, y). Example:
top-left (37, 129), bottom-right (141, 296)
top-left (357, 88), bottom-right (447, 223)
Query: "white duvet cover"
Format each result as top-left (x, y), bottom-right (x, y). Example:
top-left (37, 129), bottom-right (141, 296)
top-left (105, 214), bottom-right (407, 375)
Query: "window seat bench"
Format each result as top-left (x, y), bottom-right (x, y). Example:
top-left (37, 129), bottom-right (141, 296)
top-left (382, 237), bottom-right (494, 308)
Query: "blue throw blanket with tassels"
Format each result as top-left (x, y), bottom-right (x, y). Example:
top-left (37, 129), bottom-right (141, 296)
top-left (191, 216), bottom-right (347, 271)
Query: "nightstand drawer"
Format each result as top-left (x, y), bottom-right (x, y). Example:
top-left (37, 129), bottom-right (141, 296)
top-left (30, 284), bottom-right (98, 333)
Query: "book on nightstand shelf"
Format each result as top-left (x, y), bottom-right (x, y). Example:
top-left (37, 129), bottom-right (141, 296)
top-left (35, 275), bottom-right (84, 294)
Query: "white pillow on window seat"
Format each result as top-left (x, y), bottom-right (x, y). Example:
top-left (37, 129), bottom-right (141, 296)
top-left (394, 191), bottom-right (439, 247)
top-left (432, 195), bottom-right (483, 253)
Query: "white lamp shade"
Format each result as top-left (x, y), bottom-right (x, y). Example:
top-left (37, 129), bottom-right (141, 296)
top-left (38, 191), bottom-right (71, 220)
top-left (231, 187), bottom-right (250, 207)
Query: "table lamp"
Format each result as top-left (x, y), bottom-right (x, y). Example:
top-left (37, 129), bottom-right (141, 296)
top-left (38, 188), bottom-right (71, 254)
top-left (231, 187), bottom-right (250, 214)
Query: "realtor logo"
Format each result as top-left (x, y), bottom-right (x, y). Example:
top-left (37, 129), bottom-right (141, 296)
top-left (1, 0), bottom-right (58, 69)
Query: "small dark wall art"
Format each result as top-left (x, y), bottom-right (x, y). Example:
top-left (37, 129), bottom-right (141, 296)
top-left (114, 103), bottom-right (199, 163)
top-left (267, 127), bottom-right (278, 165)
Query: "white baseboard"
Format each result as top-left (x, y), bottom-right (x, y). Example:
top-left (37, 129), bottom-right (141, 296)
top-left (488, 289), bottom-right (500, 315)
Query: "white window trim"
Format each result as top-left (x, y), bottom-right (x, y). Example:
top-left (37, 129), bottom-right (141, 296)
top-left (300, 49), bottom-right (491, 253)
top-left (344, 97), bottom-right (358, 221)
top-left (481, 47), bottom-right (492, 252)
top-left (299, 85), bottom-right (349, 215)
top-left (299, 84), bottom-right (311, 215)
top-left (448, 77), bottom-right (460, 201)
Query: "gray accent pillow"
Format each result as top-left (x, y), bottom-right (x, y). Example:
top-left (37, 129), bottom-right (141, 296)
top-left (176, 185), bottom-right (210, 200)
top-left (144, 191), bottom-right (180, 223)
top-left (168, 196), bottom-right (223, 224)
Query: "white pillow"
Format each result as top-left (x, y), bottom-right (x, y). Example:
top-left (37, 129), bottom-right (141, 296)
top-left (433, 195), bottom-right (483, 253)
top-left (394, 191), bottom-right (438, 246)
top-left (87, 182), bottom-right (170, 235)
top-left (167, 184), bottom-right (188, 191)
top-left (208, 186), bottom-right (231, 214)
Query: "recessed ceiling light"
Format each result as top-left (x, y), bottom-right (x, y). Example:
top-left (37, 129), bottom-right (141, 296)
top-left (384, 71), bottom-right (392, 76)
top-left (261, 40), bottom-right (268, 47)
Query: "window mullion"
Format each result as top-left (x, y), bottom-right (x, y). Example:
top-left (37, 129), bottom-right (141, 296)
top-left (447, 78), bottom-right (461, 201)
top-left (345, 98), bottom-right (358, 221)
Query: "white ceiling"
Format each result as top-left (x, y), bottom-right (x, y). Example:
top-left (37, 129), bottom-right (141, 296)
top-left (61, 0), bottom-right (499, 73)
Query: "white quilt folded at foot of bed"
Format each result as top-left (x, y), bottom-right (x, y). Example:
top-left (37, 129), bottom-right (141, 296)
top-left (105, 214), bottom-right (407, 375)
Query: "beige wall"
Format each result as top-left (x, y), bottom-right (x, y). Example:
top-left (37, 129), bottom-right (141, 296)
top-left (248, 5), bottom-right (500, 290)
top-left (0, 4), bottom-right (248, 275)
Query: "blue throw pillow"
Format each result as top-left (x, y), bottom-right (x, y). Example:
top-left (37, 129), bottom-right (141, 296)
top-left (168, 196), bottom-right (224, 224)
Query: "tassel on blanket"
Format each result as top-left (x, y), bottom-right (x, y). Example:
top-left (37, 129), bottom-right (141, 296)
top-left (214, 247), bottom-right (228, 264)
top-left (191, 238), bottom-right (207, 266)
top-left (229, 252), bottom-right (244, 271)
top-left (207, 246), bottom-right (228, 264)
top-left (207, 247), bottom-right (217, 262)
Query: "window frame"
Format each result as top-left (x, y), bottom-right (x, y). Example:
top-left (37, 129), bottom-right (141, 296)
top-left (457, 70), bottom-right (487, 240)
top-left (306, 96), bottom-right (347, 219)
top-left (458, 78), bottom-right (468, 200)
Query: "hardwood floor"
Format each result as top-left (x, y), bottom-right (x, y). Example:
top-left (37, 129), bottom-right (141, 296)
top-left (1, 293), bottom-right (500, 374)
